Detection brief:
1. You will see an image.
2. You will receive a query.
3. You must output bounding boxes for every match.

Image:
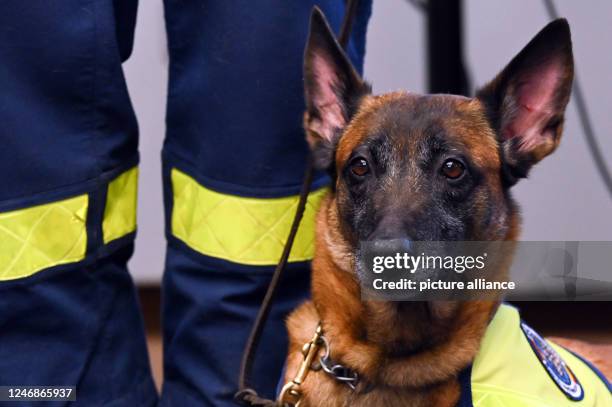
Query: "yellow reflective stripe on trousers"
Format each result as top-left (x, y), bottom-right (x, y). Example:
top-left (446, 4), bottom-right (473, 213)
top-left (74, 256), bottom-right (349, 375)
top-left (0, 167), bottom-right (138, 281)
top-left (103, 167), bottom-right (138, 244)
top-left (171, 168), bottom-right (328, 265)
top-left (0, 195), bottom-right (88, 281)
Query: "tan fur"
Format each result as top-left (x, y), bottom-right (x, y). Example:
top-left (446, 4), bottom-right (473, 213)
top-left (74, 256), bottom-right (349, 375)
top-left (284, 191), bottom-right (514, 406)
top-left (336, 93), bottom-right (407, 167)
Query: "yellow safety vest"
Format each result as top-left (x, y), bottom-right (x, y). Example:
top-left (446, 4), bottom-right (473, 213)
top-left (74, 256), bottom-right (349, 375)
top-left (471, 304), bottom-right (611, 406)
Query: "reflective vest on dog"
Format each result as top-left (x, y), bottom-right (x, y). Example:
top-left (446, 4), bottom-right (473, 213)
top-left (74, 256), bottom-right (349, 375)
top-left (464, 304), bottom-right (611, 406)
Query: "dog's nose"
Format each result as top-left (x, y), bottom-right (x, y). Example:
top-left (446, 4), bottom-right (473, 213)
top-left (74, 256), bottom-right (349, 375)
top-left (396, 238), bottom-right (413, 252)
top-left (369, 238), bottom-right (413, 255)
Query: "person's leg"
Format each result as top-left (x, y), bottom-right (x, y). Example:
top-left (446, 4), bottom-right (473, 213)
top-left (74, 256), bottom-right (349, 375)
top-left (160, 1), bottom-right (372, 406)
top-left (0, 1), bottom-right (156, 405)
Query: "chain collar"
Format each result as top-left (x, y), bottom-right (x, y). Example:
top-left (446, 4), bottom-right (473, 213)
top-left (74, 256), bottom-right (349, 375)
top-left (278, 323), bottom-right (359, 406)
top-left (318, 333), bottom-right (360, 390)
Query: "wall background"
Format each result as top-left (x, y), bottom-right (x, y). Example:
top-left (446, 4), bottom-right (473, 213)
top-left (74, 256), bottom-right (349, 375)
top-left (123, 0), bottom-right (612, 284)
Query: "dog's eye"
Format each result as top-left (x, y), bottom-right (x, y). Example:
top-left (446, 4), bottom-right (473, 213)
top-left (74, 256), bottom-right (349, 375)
top-left (349, 157), bottom-right (369, 177)
top-left (441, 159), bottom-right (465, 179)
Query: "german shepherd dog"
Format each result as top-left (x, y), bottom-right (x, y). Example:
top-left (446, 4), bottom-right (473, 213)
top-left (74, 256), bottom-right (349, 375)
top-left (283, 8), bottom-right (608, 407)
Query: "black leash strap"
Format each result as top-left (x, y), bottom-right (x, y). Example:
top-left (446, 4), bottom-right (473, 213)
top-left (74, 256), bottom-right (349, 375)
top-left (234, 2), bottom-right (359, 406)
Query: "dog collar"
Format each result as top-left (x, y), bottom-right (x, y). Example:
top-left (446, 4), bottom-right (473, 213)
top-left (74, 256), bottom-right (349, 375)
top-left (278, 323), bottom-right (360, 406)
top-left (318, 329), bottom-right (360, 390)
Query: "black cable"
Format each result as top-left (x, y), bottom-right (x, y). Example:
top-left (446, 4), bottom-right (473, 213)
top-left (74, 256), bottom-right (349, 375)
top-left (543, 0), bottom-right (612, 199)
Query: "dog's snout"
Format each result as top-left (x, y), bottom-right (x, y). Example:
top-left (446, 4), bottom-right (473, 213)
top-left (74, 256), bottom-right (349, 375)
top-left (397, 238), bottom-right (413, 253)
top-left (368, 213), bottom-right (414, 248)
top-left (369, 238), bottom-right (413, 255)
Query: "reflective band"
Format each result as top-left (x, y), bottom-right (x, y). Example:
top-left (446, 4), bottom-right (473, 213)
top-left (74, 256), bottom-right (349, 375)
top-left (0, 167), bottom-right (138, 281)
top-left (103, 167), bottom-right (138, 244)
top-left (171, 168), bottom-right (328, 265)
top-left (0, 195), bottom-right (88, 281)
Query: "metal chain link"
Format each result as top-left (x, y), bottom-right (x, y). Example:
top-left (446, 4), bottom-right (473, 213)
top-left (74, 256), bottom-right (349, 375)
top-left (319, 334), bottom-right (359, 390)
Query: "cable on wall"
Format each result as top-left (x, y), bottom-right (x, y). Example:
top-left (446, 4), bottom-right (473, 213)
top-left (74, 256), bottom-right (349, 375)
top-left (543, 0), bottom-right (612, 199)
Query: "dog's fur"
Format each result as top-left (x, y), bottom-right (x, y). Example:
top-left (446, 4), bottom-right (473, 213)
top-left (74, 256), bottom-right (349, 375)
top-left (284, 9), bottom-right (589, 406)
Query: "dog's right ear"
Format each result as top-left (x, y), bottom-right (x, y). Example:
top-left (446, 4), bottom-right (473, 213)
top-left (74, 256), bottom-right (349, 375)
top-left (304, 7), bottom-right (370, 171)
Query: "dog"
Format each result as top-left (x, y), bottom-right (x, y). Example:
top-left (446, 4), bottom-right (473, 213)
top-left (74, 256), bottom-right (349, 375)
top-left (282, 8), bottom-right (611, 407)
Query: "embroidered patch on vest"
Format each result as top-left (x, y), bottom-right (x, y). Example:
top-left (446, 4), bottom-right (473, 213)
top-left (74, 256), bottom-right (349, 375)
top-left (520, 322), bottom-right (584, 401)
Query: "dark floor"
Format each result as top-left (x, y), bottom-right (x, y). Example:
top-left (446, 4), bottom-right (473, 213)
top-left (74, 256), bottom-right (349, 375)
top-left (138, 287), bottom-right (612, 390)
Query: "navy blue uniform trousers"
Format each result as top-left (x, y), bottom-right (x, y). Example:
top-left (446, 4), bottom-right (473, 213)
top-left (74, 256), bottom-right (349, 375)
top-left (0, 1), bottom-right (371, 406)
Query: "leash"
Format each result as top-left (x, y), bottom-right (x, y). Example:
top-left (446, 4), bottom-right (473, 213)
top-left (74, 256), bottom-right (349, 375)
top-left (234, 156), bottom-right (314, 407)
top-left (234, 2), bottom-right (359, 406)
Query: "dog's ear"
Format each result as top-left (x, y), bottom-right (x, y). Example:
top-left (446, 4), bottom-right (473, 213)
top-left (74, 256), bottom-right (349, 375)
top-left (477, 19), bottom-right (573, 185)
top-left (304, 7), bottom-right (370, 171)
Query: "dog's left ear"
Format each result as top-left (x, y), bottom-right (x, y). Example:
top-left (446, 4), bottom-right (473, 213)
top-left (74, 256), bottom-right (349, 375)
top-left (477, 19), bottom-right (574, 184)
top-left (304, 7), bottom-right (371, 171)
